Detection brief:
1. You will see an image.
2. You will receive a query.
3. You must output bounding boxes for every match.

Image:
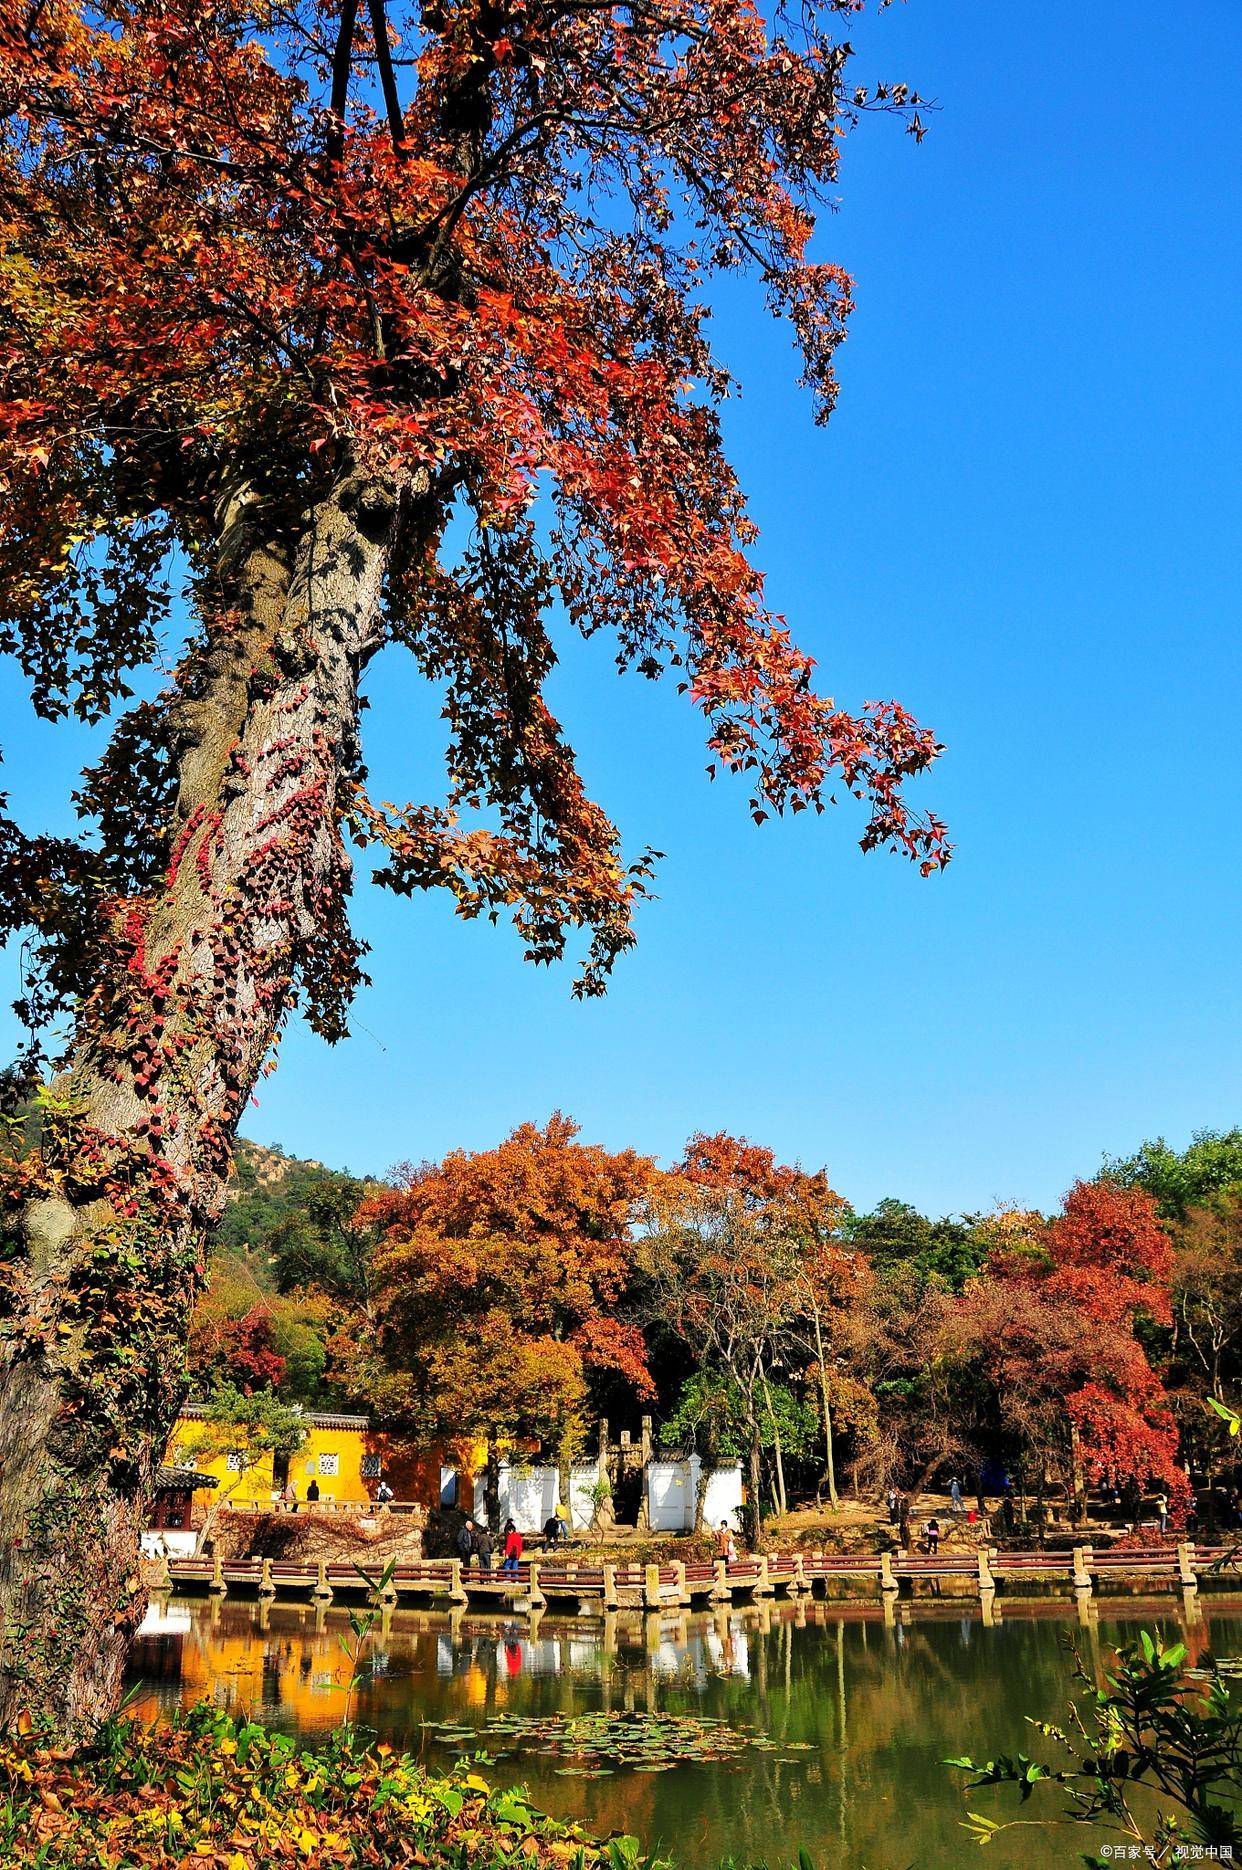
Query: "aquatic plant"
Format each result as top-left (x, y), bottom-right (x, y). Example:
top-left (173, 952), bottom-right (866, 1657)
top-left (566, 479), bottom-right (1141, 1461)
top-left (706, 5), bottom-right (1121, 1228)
top-left (946, 1630), bottom-right (1242, 1865)
top-left (424, 1708), bottom-right (815, 1776)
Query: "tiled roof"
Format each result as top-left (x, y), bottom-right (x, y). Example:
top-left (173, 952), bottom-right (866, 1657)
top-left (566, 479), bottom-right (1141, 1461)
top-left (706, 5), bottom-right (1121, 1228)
top-left (177, 1402), bottom-right (370, 1431)
top-left (156, 1463), bottom-right (218, 1490)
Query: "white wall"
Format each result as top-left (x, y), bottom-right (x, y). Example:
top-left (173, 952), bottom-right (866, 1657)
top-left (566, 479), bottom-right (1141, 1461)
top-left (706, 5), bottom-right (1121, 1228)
top-left (568, 1463), bottom-right (602, 1528)
top-left (497, 1463), bottom-right (558, 1531)
top-left (647, 1459), bottom-right (742, 1532)
top-left (140, 1529), bottom-right (197, 1558)
top-left (485, 1457), bottom-right (743, 1534)
top-left (702, 1462), bottom-right (743, 1532)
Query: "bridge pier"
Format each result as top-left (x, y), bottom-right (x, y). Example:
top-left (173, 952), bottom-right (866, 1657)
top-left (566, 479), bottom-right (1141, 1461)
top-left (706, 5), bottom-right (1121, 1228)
top-left (515, 1562), bottom-right (546, 1615)
top-left (447, 1559), bottom-right (469, 1609)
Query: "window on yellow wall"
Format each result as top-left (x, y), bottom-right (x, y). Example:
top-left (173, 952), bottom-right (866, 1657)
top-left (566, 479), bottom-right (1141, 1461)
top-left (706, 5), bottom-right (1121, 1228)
top-left (319, 1453), bottom-right (340, 1477)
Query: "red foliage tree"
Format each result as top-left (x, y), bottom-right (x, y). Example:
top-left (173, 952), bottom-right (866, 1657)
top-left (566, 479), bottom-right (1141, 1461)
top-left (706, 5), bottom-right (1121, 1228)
top-left (187, 1304), bottom-right (287, 1397)
top-left (951, 1184), bottom-right (1185, 1517)
top-left (0, 0), bottom-right (946, 1731)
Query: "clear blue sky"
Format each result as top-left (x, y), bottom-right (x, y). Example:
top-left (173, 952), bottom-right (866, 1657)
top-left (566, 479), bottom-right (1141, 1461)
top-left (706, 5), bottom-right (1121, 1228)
top-left (2, 0), bottom-right (1239, 1214)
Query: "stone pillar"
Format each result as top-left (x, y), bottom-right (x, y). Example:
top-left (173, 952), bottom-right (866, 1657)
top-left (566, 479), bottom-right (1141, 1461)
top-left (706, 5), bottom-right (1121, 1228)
top-left (672, 1560), bottom-right (690, 1608)
top-left (312, 1558), bottom-right (333, 1605)
top-left (754, 1555), bottom-right (774, 1599)
top-left (602, 1564), bottom-right (619, 1613)
top-left (1071, 1545), bottom-right (1093, 1592)
top-left (879, 1551), bottom-right (899, 1596)
top-left (209, 1552), bottom-right (227, 1597)
top-left (635, 1415), bottom-right (653, 1533)
top-left (448, 1558), bottom-right (469, 1607)
top-left (710, 1559), bottom-right (731, 1603)
top-left (1177, 1541), bottom-right (1199, 1589)
top-left (258, 1557), bottom-right (276, 1600)
top-left (977, 1548), bottom-right (996, 1594)
top-left (643, 1562), bottom-right (662, 1611)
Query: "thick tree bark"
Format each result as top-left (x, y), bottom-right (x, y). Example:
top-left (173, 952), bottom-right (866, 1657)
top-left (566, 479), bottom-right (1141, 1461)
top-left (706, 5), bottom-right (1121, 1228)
top-left (0, 464), bottom-right (424, 1737)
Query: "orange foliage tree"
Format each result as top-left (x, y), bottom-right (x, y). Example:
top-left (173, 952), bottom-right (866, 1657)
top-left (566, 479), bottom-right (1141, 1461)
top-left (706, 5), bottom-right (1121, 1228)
top-left (352, 1116), bottom-right (656, 1527)
top-left (0, 0), bottom-right (947, 1729)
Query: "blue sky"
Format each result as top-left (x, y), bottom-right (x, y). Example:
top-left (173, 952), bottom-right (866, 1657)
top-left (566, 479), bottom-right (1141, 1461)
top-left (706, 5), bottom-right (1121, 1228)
top-left (3, 0), bottom-right (1239, 1214)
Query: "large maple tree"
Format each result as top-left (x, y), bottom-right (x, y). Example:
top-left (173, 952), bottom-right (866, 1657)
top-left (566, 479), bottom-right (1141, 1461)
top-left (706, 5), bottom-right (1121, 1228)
top-left (0, 0), bottom-right (946, 1730)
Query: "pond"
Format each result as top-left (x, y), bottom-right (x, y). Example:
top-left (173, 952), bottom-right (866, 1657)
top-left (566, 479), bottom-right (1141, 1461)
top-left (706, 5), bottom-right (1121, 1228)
top-left (128, 1593), bottom-right (1242, 1868)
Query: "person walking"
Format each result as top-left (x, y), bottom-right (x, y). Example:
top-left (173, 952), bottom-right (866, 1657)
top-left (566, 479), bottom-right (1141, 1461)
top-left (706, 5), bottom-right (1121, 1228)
top-left (501, 1520), bottom-right (524, 1576)
top-left (476, 1524), bottom-right (494, 1571)
top-left (949, 1476), bottom-right (963, 1517)
top-left (306, 1477), bottom-right (320, 1505)
top-left (457, 1518), bottom-right (476, 1566)
top-left (282, 1480), bottom-right (298, 1515)
top-left (1155, 1492), bottom-right (1169, 1536)
top-left (886, 1487), bottom-right (899, 1527)
top-left (925, 1516), bottom-right (941, 1556)
top-left (715, 1520), bottom-right (733, 1561)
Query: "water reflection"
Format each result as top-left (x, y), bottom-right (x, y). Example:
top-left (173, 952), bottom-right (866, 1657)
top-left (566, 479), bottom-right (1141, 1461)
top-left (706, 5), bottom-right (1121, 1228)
top-left (130, 1592), bottom-right (1242, 1869)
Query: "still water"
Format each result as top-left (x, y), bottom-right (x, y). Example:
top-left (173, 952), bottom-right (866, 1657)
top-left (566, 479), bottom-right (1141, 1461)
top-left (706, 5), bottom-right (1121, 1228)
top-left (129, 1593), bottom-right (1242, 1868)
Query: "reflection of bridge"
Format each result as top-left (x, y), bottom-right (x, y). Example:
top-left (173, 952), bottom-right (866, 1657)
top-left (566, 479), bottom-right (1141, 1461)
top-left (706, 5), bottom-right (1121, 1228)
top-left (158, 1541), bottom-right (1237, 1614)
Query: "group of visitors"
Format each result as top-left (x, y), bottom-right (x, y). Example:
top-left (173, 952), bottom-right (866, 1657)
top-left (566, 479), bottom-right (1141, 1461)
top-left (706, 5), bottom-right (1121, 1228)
top-left (456, 1517), bottom-right (526, 1574)
top-left (276, 1476), bottom-right (395, 1512)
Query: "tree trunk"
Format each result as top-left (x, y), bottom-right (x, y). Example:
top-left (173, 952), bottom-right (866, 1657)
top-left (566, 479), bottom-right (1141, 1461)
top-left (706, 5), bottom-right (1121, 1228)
top-left (0, 464), bottom-right (421, 1738)
top-left (557, 1441), bottom-right (573, 1534)
top-left (747, 1417), bottom-right (765, 1553)
top-left (757, 1362), bottom-right (786, 1517)
top-left (193, 1471), bottom-right (246, 1557)
top-left (810, 1306), bottom-right (839, 1510)
top-left (483, 1444), bottom-right (501, 1536)
top-left (1069, 1419), bottom-right (1087, 1525)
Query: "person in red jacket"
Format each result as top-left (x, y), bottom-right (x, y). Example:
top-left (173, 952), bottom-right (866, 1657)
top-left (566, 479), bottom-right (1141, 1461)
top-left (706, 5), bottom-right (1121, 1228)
top-left (501, 1520), bottom-right (524, 1576)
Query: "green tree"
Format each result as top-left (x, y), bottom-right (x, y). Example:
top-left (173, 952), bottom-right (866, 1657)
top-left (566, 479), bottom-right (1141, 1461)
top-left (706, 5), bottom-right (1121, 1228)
top-left (268, 1176), bottom-right (378, 1318)
top-left (1105, 1129), bottom-right (1242, 1221)
top-left (179, 1385), bottom-right (308, 1553)
top-left (842, 1197), bottom-right (987, 1292)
